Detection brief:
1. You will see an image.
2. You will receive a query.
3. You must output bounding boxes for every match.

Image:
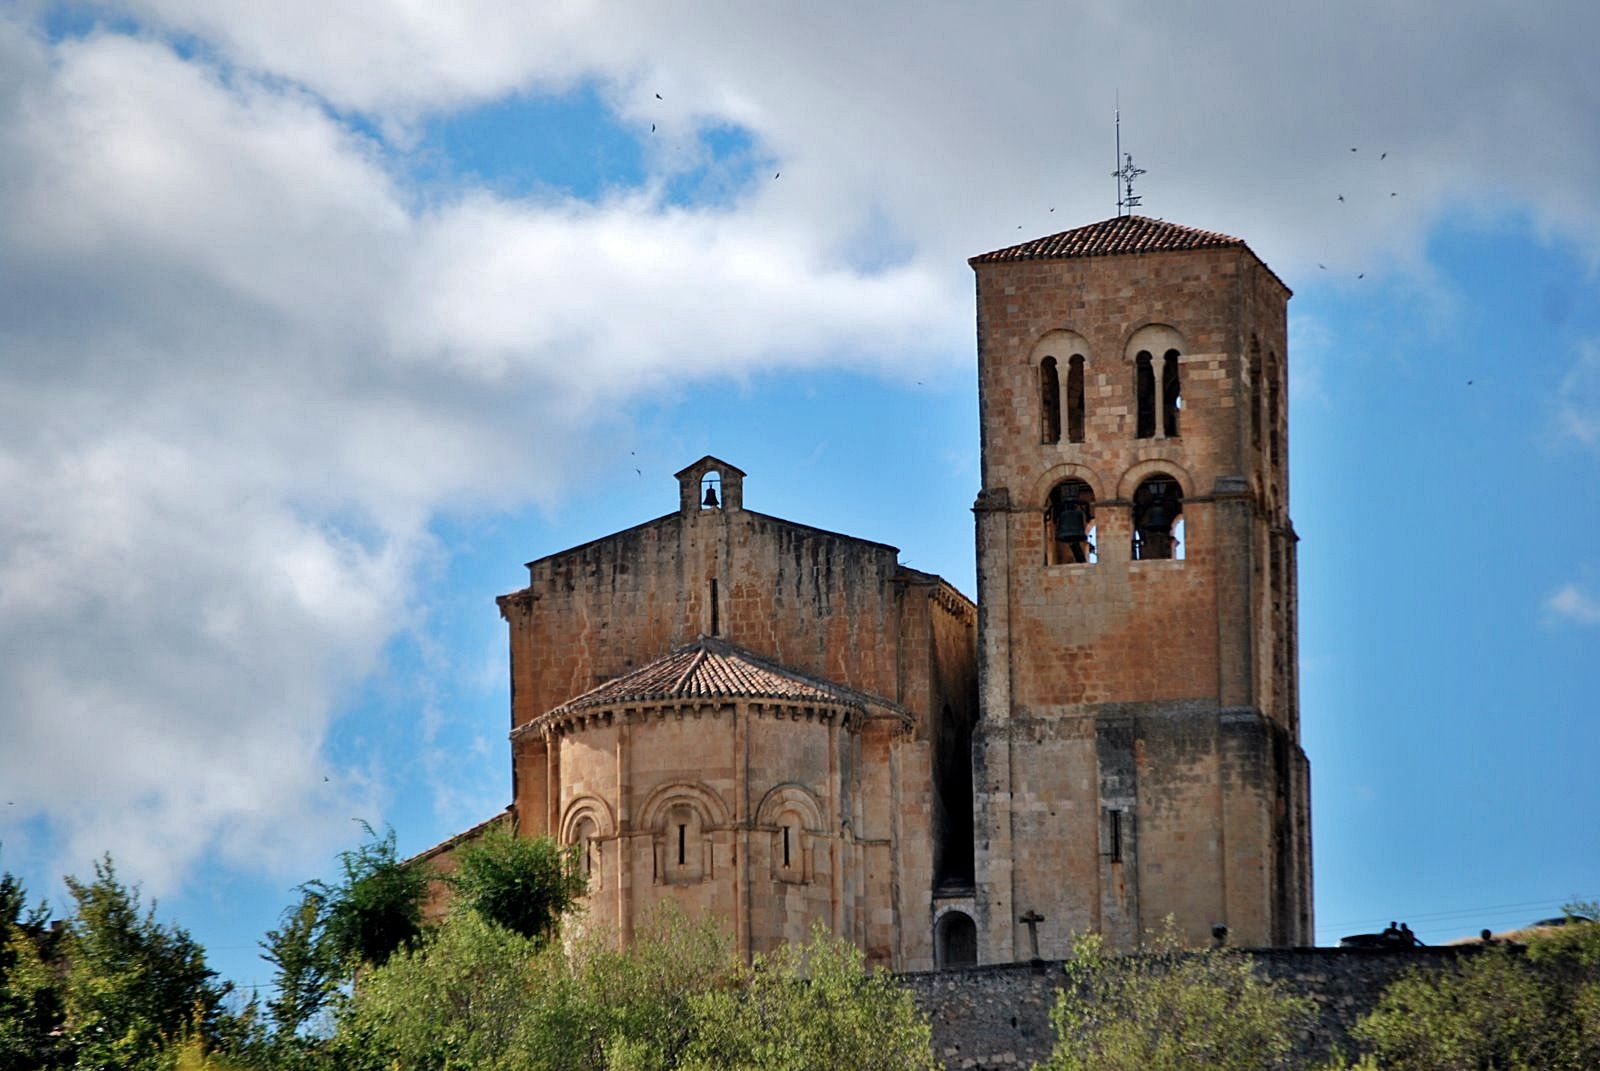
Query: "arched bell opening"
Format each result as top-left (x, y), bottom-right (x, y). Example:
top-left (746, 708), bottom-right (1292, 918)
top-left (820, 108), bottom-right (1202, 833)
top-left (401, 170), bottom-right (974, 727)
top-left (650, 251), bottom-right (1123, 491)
top-left (1132, 474), bottom-right (1184, 561)
top-left (1045, 479), bottom-right (1097, 565)
top-left (700, 471), bottom-right (722, 509)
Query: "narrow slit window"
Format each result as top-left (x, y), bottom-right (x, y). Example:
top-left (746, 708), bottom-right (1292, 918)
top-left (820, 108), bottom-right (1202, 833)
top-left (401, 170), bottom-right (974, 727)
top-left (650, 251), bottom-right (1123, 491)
top-left (1135, 351), bottom-right (1156, 439)
top-left (1268, 354), bottom-right (1282, 472)
top-left (1040, 356), bottom-right (1061, 444)
top-left (782, 825), bottom-right (791, 868)
top-left (1109, 810), bottom-right (1124, 863)
top-left (1250, 340), bottom-right (1262, 451)
top-left (677, 823), bottom-right (686, 866)
top-left (1067, 354), bottom-right (1085, 443)
top-left (1162, 349), bottom-right (1181, 437)
top-left (709, 578), bottom-right (719, 636)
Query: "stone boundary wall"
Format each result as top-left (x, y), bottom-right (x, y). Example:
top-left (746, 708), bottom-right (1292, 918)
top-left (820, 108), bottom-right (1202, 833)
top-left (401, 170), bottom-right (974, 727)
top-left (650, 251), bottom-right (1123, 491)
top-left (901, 947), bottom-right (1479, 1070)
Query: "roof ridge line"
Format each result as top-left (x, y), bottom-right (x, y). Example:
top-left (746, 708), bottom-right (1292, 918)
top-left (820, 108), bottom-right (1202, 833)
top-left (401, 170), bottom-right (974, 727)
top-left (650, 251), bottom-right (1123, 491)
top-left (670, 645), bottom-right (709, 696)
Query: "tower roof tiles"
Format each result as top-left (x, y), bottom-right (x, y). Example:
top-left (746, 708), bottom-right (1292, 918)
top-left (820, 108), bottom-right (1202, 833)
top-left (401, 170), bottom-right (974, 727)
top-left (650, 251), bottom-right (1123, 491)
top-left (970, 214), bottom-right (1289, 294)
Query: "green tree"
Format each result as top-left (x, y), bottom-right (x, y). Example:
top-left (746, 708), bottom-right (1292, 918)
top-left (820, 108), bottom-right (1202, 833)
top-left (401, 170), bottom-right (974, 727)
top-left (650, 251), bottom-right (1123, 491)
top-left (337, 910), bottom-right (581, 1071)
top-left (311, 823), bottom-right (427, 970)
top-left (61, 856), bottom-right (236, 1071)
top-left (0, 861), bottom-right (68, 1071)
top-left (1352, 909), bottom-right (1600, 1071)
top-left (337, 906), bottom-right (734, 1071)
top-left (1038, 924), bottom-right (1315, 1071)
top-left (259, 888), bottom-right (336, 1047)
top-left (568, 908), bottom-right (736, 1070)
top-left (445, 826), bottom-right (586, 942)
top-left (679, 925), bottom-right (937, 1071)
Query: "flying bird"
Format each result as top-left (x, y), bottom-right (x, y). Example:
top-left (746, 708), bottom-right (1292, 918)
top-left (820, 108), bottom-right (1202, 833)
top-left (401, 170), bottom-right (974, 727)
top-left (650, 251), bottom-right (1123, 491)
top-left (1357, 273), bottom-right (1365, 279)
top-left (1391, 192), bottom-right (1397, 197)
top-left (651, 123), bottom-right (656, 133)
top-left (774, 171), bottom-right (780, 179)
top-left (1380, 152), bottom-right (1387, 160)
top-left (1338, 195), bottom-right (1345, 202)
top-left (655, 93), bottom-right (662, 100)
top-left (635, 468), bottom-right (642, 476)
top-left (1351, 147), bottom-right (1358, 152)
top-left (1318, 263), bottom-right (1327, 270)
top-left (1467, 380), bottom-right (1474, 385)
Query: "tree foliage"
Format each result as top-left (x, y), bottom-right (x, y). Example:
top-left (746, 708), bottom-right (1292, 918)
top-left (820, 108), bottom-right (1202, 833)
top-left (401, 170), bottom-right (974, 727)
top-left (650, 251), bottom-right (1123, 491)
top-left (259, 888), bottom-right (336, 1045)
top-left (1039, 923), bottom-right (1315, 1071)
top-left (308, 823), bottom-right (427, 971)
top-left (1351, 910), bottom-right (1600, 1071)
top-left (335, 907), bottom-right (936, 1071)
top-left (680, 925), bottom-right (937, 1071)
top-left (61, 856), bottom-right (239, 1071)
top-left (0, 860), bottom-right (67, 1071)
top-left (445, 826), bottom-right (586, 942)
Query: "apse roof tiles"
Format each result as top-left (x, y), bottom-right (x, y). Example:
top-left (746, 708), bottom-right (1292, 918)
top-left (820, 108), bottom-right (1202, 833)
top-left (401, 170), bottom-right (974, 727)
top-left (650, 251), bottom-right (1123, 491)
top-left (548, 636), bottom-right (861, 715)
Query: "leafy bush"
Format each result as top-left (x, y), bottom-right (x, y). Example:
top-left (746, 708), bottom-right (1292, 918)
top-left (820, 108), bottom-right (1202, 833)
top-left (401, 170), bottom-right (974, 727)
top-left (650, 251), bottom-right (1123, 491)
top-left (1039, 922), bottom-right (1314, 1071)
top-left (446, 826), bottom-right (586, 943)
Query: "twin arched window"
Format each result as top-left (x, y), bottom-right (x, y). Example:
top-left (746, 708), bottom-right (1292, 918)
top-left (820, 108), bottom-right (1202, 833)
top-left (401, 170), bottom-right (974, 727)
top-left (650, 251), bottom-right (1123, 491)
top-left (1040, 354), bottom-right (1086, 444)
top-left (1135, 349), bottom-right (1181, 439)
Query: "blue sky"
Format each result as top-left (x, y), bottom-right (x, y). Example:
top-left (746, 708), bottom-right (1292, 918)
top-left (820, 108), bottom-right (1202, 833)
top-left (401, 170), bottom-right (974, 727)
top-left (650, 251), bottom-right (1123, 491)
top-left (1, 2), bottom-right (1597, 997)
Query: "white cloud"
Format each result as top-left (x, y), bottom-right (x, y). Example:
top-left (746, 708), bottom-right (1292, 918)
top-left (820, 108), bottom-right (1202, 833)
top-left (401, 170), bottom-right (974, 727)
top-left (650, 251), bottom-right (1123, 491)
top-left (1546, 584), bottom-right (1600, 626)
top-left (104, 0), bottom-right (1600, 277)
top-left (1558, 342), bottom-right (1600, 449)
top-left (0, 19), bottom-right (957, 890)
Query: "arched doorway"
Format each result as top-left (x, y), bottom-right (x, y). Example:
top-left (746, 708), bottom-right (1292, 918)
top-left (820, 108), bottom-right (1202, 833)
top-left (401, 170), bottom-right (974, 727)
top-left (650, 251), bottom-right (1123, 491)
top-left (936, 910), bottom-right (978, 969)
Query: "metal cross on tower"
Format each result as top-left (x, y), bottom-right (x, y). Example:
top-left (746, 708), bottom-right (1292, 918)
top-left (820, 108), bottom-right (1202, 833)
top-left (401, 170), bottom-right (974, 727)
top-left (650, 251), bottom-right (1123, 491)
top-left (1113, 104), bottom-right (1146, 216)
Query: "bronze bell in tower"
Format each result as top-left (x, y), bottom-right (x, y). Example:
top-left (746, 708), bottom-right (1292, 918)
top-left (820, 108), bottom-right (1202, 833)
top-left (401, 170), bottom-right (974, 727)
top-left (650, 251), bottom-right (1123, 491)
top-left (702, 484), bottom-right (720, 508)
top-left (1053, 500), bottom-right (1088, 543)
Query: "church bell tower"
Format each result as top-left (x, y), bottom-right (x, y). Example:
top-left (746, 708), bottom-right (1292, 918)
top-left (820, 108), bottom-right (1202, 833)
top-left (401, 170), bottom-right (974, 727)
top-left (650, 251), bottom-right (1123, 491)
top-left (969, 215), bottom-right (1313, 960)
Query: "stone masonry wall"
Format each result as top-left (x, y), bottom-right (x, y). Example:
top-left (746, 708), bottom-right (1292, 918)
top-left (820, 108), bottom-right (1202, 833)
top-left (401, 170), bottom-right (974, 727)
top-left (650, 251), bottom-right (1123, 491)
top-left (904, 947), bottom-right (1478, 1070)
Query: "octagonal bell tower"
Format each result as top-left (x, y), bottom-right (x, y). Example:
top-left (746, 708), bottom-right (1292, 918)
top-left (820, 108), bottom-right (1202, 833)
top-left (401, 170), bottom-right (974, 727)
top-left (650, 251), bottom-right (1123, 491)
top-left (968, 216), bottom-right (1312, 961)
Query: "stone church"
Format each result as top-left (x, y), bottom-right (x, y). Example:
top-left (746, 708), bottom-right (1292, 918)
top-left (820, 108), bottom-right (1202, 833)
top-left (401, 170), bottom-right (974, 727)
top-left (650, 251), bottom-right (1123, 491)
top-left (420, 214), bottom-right (1314, 971)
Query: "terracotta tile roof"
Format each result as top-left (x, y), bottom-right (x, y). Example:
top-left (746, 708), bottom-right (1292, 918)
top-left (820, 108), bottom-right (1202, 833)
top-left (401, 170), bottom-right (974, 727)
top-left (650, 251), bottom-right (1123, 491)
top-left (549, 637), bottom-right (862, 715)
top-left (970, 215), bottom-right (1247, 264)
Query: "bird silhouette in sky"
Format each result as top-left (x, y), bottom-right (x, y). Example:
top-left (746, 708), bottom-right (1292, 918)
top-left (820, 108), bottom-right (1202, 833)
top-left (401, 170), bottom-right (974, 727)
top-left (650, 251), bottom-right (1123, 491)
top-left (1380, 152), bottom-right (1388, 160)
top-left (651, 123), bottom-right (655, 133)
top-left (655, 93), bottom-right (662, 100)
top-left (1357, 273), bottom-right (1365, 279)
top-left (774, 171), bottom-right (780, 179)
top-left (1338, 195), bottom-right (1345, 202)
top-left (1318, 263), bottom-right (1327, 270)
